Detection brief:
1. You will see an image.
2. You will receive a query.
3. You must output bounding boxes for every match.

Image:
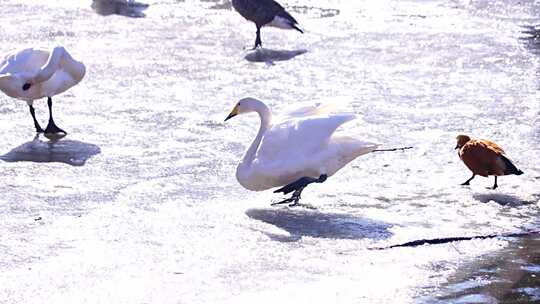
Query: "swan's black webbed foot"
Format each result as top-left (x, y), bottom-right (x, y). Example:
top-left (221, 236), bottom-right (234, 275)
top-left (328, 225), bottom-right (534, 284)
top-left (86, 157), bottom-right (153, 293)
top-left (273, 174), bottom-right (328, 195)
top-left (44, 96), bottom-right (67, 136)
top-left (272, 174), bottom-right (328, 207)
top-left (271, 191), bottom-right (316, 209)
top-left (44, 120), bottom-right (66, 135)
top-left (271, 196), bottom-right (296, 206)
top-left (272, 188), bottom-right (302, 207)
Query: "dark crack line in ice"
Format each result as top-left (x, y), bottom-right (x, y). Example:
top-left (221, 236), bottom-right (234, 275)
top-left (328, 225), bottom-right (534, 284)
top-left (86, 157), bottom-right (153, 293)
top-left (371, 230), bottom-right (540, 250)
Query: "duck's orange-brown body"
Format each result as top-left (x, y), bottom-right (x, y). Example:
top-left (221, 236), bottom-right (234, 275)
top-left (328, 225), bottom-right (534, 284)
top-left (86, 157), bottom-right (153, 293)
top-left (459, 139), bottom-right (508, 176)
top-left (455, 134), bottom-right (523, 189)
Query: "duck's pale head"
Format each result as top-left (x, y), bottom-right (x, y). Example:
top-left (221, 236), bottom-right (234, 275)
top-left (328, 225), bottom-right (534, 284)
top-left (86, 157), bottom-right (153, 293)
top-left (455, 134), bottom-right (471, 149)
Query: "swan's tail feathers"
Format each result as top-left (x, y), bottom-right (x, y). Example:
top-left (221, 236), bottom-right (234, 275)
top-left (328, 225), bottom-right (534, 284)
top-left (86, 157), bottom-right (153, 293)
top-left (339, 139), bottom-right (380, 158)
top-left (373, 146), bottom-right (414, 152)
top-left (500, 155), bottom-right (523, 175)
top-left (358, 143), bottom-right (380, 155)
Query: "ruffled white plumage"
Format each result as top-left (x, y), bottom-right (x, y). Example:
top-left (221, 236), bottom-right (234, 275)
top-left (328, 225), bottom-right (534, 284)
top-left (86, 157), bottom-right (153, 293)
top-left (228, 98), bottom-right (379, 191)
top-left (278, 96), bottom-right (350, 119)
top-left (0, 46), bottom-right (85, 103)
top-left (0, 46), bottom-right (85, 136)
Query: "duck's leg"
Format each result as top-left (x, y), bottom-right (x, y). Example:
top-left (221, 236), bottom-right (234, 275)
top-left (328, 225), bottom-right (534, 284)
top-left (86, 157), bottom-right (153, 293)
top-left (461, 173), bottom-right (475, 186)
top-left (491, 176), bottom-right (498, 190)
top-left (253, 25), bottom-right (262, 50)
top-left (44, 97), bottom-right (66, 134)
top-left (28, 105), bottom-right (44, 133)
top-left (272, 174), bottom-right (328, 207)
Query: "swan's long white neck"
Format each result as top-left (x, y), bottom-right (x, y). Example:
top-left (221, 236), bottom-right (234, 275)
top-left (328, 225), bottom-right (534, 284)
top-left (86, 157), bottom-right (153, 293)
top-left (33, 47), bottom-right (65, 83)
top-left (240, 102), bottom-right (272, 168)
top-left (32, 47), bottom-right (85, 84)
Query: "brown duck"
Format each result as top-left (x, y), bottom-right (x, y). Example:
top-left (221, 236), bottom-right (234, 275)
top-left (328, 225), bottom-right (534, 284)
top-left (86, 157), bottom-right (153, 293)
top-left (455, 134), bottom-right (523, 189)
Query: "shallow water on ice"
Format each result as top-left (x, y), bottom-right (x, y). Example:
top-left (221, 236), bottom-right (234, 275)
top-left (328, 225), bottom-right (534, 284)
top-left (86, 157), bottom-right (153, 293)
top-left (0, 0), bottom-right (539, 303)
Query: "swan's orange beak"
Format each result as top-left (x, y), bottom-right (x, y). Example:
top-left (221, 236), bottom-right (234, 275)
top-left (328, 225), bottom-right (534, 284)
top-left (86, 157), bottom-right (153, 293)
top-left (224, 105), bottom-right (239, 122)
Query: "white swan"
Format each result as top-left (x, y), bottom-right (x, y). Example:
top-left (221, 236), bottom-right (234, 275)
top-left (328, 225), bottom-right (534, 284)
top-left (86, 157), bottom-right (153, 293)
top-left (224, 97), bottom-right (379, 206)
top-left (0, 46), bottom-right (86, 137)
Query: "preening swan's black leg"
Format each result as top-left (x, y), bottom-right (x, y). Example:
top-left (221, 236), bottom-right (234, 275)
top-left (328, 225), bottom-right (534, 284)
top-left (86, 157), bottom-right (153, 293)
top-left (29, 105), bottom-right (44, 133)
top-left (272, 174), bottom-right (328, 207)
top-left (44, 97), bottom-right (66, 134)
top-left (461, 173), bottom-right (475, 186)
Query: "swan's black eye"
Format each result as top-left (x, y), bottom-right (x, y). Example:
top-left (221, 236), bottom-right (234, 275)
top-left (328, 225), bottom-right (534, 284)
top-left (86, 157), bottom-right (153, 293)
top-left (22, 83), bottom-right (31, 91)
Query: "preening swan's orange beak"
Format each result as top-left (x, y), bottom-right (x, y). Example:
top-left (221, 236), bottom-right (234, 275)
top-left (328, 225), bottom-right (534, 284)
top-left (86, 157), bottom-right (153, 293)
top-left (224, 105), bottom-right (239, 122)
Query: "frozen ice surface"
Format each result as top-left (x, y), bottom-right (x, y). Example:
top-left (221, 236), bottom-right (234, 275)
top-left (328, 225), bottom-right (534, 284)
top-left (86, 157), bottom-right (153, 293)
top-left (0, 0), bottom-right (539, 303)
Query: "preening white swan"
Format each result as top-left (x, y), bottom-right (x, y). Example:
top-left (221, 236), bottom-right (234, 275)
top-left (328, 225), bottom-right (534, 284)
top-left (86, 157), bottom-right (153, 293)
top-left (224, 97), bottom-right (379, 206)
top-left (0, 46), bottom-right (86, 136)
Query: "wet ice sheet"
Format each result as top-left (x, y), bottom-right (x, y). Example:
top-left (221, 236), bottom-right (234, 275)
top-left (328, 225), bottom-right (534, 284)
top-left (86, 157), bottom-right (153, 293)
top-left (421, 234), bottom-right (540, 303)
top-left (0, 0), bottom-right (539, 303)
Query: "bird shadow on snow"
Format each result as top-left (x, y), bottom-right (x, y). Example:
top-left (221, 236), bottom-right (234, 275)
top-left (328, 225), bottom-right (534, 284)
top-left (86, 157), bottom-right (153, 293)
top-left (91, 0), bottom-right (149, 18)
top-left (246, 208), bottom-right (393, 242)
top-left (472, 193), bottom-right (538, 206)
top-left (0, 136), bottom-right (100, 166)
top-left (244, 48), bottom-right (308, 63)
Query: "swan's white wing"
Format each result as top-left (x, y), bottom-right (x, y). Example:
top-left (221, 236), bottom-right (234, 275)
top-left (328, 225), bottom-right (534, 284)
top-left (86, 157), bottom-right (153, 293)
top-left (255, 113), bottom-right (356, 165)
top-left (279, 97), bottom-right (351, 119)
top-left (0, 49), bottom-right (46, 99)
top-left (238, 112), bottom-right (380, 191)
top-left (0, 48), bottom-right (48, 76)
